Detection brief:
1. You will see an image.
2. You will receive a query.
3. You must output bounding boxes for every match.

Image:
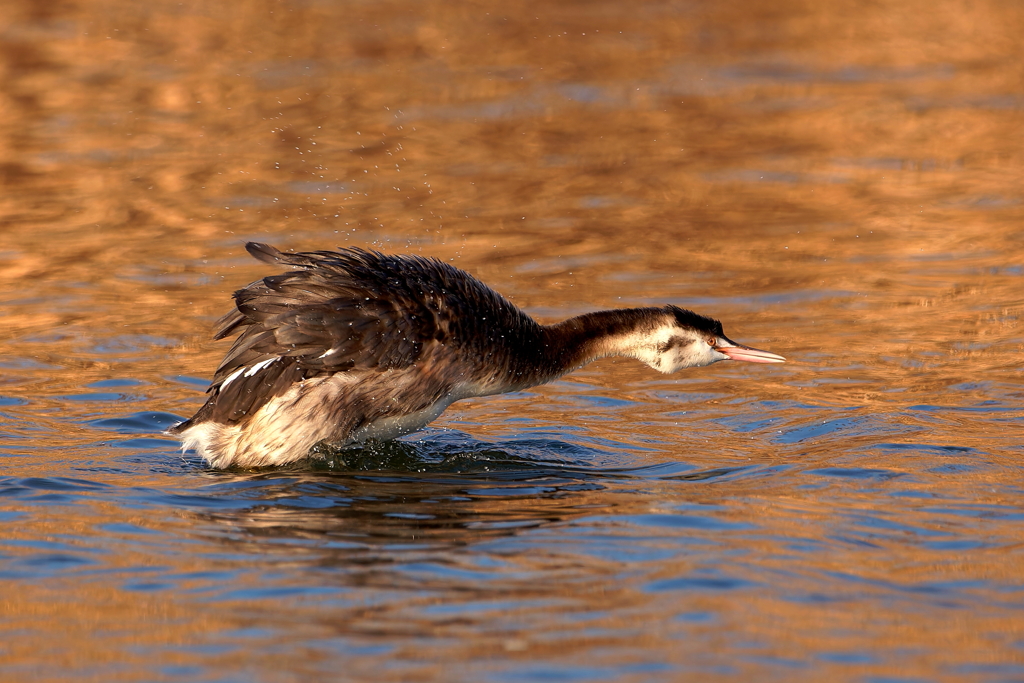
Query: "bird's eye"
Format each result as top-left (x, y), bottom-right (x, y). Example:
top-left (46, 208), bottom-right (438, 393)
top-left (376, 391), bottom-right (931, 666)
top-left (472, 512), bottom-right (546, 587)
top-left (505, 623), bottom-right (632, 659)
top-left (707, 338), bottom-right (715, 346)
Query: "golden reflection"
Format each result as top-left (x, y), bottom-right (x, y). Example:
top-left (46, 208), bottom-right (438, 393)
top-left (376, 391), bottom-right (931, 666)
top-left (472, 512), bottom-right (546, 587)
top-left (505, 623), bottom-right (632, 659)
top-left (0, 0), bottom-right (1023, 678)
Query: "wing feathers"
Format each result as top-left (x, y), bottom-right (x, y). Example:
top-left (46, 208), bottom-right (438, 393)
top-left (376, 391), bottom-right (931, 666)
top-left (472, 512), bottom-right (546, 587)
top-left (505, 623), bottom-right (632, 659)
top-left (245, 241), bottom-right (286, 265)
top-left (196, 244), bottom-right (449, 425)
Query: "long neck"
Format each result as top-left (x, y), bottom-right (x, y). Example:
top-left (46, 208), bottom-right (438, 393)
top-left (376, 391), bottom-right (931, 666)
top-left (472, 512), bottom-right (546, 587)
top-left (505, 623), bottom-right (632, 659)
top-left (460, 307), bottom-right (667, 397)
top-left (535, 307), bottom-right (666, 381)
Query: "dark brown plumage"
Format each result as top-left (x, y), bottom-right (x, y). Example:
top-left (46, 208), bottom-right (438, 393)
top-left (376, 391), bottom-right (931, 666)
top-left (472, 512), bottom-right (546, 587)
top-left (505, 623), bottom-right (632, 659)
top-left (171, 242), bottom-right (785, 468)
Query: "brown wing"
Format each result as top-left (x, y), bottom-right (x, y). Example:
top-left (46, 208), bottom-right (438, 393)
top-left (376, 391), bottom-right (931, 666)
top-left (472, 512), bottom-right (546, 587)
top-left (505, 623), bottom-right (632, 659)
top-left (178, 243), bottom-right (446, 427)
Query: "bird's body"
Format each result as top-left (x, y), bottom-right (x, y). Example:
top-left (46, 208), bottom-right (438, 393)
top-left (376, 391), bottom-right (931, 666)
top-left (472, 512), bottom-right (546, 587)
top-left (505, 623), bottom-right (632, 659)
top-left (171, 243), bottom-right (785, 468)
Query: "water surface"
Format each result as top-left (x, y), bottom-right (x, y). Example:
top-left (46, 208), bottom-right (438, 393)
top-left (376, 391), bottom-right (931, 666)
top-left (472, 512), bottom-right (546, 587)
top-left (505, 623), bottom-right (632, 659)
top-left (2, 0), bottom-right (1024, 680)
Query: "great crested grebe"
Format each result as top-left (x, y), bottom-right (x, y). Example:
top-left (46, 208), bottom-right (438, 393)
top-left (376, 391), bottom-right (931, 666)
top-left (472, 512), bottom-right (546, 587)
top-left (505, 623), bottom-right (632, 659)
top-left (170, 242), bottom-right (785, 468)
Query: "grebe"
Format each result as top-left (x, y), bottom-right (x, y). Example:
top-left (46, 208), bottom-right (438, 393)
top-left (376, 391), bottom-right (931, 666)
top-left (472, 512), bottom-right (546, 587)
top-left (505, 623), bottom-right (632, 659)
top-left (170, 242), bottom-right (785, 468)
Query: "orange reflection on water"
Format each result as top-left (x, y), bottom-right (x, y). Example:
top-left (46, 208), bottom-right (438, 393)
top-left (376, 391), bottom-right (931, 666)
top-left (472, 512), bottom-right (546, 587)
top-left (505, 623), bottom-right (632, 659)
top-left (1, 0), bottom-right (1023, 680)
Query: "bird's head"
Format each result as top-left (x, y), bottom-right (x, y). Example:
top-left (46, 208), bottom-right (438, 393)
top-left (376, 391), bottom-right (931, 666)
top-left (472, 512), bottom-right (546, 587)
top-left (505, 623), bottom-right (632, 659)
top-left (629, 305), bottom-right (786, 373)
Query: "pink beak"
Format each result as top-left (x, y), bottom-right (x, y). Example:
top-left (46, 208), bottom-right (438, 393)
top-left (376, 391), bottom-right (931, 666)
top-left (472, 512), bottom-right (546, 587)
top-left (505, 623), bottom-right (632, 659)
top-left (715, 340), bottom-right (786, 364)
